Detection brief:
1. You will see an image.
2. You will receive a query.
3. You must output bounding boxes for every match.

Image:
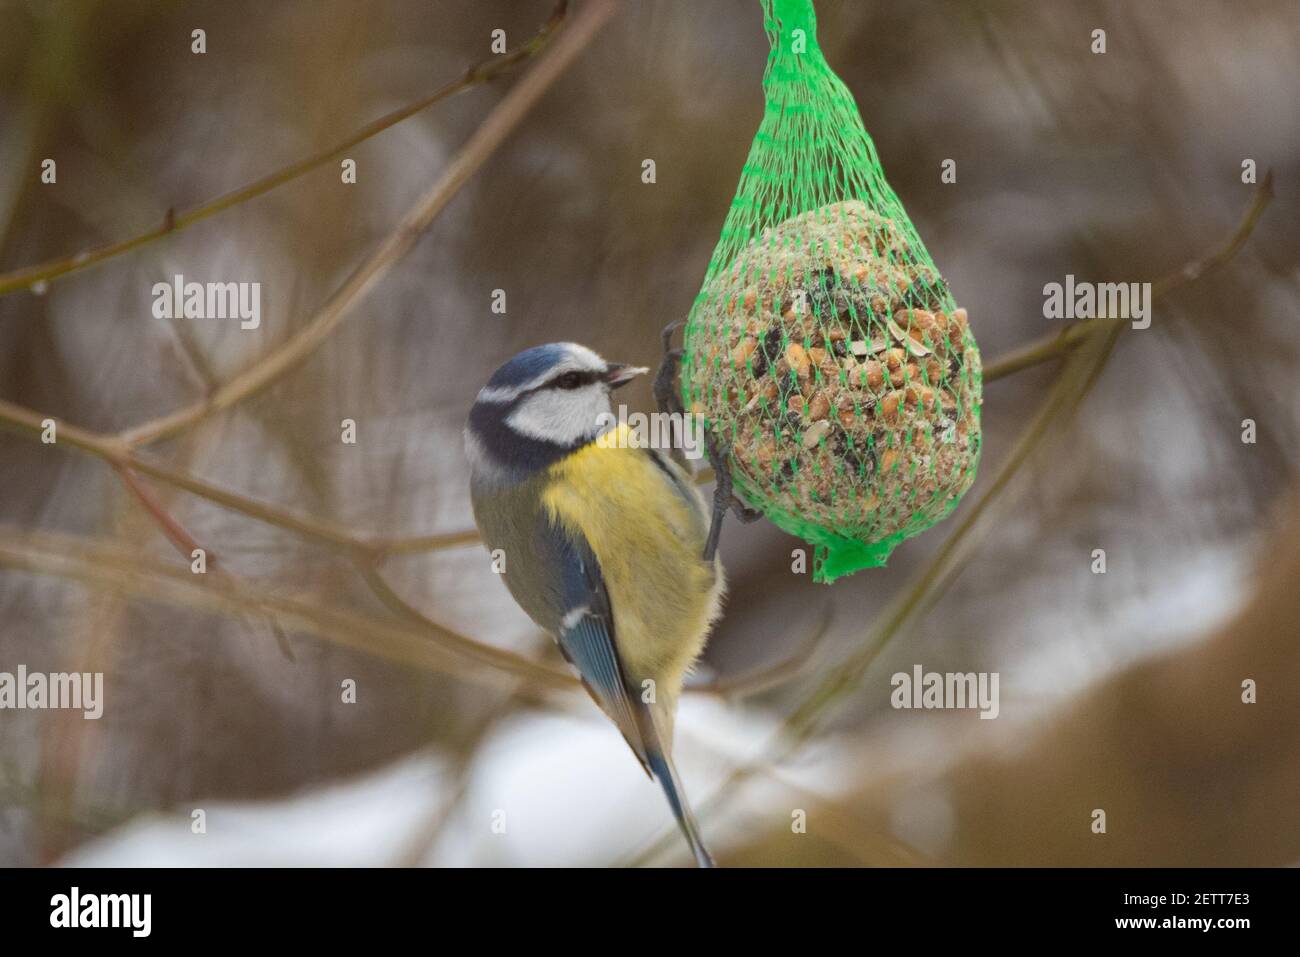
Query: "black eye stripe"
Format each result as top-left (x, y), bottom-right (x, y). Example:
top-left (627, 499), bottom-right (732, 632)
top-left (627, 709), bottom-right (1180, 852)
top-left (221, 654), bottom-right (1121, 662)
top-left (512, 369), bottom-right (601, 400)
top-left (548, 370), bottom-right (600, 390)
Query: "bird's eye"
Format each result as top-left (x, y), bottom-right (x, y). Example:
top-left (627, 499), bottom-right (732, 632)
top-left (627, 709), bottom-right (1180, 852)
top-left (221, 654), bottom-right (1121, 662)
top-left (555, 372), bottom-right (583, 390)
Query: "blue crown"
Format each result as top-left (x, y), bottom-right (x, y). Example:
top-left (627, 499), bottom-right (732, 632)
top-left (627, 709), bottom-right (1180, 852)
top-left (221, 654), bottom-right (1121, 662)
top-left (485, 343), bottom-right (577, 390)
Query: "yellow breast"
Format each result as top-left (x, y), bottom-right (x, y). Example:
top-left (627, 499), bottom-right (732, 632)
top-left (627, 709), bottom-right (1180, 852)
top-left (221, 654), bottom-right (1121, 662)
top-left (542, 425), bottom-right (722, 696)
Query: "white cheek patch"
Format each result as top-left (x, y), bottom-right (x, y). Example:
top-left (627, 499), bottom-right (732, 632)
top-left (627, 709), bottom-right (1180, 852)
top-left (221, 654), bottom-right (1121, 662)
top-left (506, 386), bottom-right (611, 446)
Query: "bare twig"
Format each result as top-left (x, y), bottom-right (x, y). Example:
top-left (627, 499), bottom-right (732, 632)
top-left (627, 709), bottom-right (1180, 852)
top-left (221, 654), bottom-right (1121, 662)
top-left (983, 170), bottom-right (1274, 383)
top-left (0, 527), bottom-right (580, 694)
top-left (983, 321), bottom-right (1099, 382)
top-left (0, 2), bottom-right (571, 296)
top-left (0, 401), bottom-right (372, 551)
top-left (353, 555), bottom-right (573, 686)
top-left (0, 3), bottom-right (614, 565)
top-left (113, 462), bottom-right (299, 660)
top-left (735, 482), bottom-right (1300, 865)
top-left (379, 528), bottom-right (481, 556)
top-left (112, 462), bottom-right (213, 566)
top-left (690, 604), bottom-right (831, 698)
top-left (118, 0), bottom-right (617, 449)
top-left (0, 396), bottom-right (473, 555)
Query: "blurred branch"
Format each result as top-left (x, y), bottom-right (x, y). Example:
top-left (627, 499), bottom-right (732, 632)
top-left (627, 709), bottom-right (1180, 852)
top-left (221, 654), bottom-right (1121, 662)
top-left (691, 603), bottom-right (832, 698)
top-left (983, 320), bottom-right (1104, 383)
top-left (380, 528), bottom-right (481, 556)
top-left (113, 462), bottom-right (297, 660)
top-left (0, 382), bottom-right (803, 699)
top-left (0, 396), bottom-right (484, 555)
top-left (739, 480), bottom-right (1300, 865)
top-left (0, 1), bottom-right (615, 570)
top-left (353, 554), bottom-right (572, 684)
top-left (112, 462), bottom-right (213, 565)
top-left (983, 169), bottom-right (1274, 383)
top-left (0, 1), bottom-right (571, 296)
top-left (732, 762), bottom-right (933, 866)
top-left (0, 527), bottom-right (580, 694)
top-left (118, 0), bottom-right (617, 449)
top-left (0, 397), bottom-right (402, 554)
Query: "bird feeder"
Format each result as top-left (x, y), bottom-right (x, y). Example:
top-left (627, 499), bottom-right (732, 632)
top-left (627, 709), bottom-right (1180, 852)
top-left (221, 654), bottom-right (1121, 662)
top-left (681, 0), bottom-right (983, 582)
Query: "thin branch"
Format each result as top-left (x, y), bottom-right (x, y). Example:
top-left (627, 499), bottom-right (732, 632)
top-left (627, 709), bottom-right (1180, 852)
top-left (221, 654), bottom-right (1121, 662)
top-left (0, 396), bottom-right (472, 556)
top-left (983, 169), bottom-right (1274, 383)
top-left (0, 5), bottom-right (604, 553)
top-left (379, 528), bottom-right (481, 556)
top-left (0, 2), bottom-right (570, 296)
top-left (0, 527), bottom-right (580, 694)
top-left (118, 0), bottom-right (617, 449)
top-left (1151, 170), bottom-right (1273, 298)
top-left (114, 462), bottom-right (298, 660)
top-left (0, 400), bottom-right (366, 551)
top-left (354, 555), bottom-right (573, 687)
top-left (738, 761), bottom-right (932, 866)
top-left (778, 325), bottom-right (1123, 746)
top-left (983, 322), bottom-right (1097, 382)
top-left (112, 462), bottom-right (213, 565)
top-left (690, 603), bottom-right (832, 698)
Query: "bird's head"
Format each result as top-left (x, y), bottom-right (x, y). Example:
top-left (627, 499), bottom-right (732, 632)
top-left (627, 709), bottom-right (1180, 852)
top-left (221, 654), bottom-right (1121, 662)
top-left (465, 342), bottom-right (648, 482)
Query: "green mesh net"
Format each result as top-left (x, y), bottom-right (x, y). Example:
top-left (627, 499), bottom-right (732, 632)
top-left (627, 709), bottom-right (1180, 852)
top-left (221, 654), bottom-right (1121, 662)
top-left (680, 0), bottom-right (983, 583)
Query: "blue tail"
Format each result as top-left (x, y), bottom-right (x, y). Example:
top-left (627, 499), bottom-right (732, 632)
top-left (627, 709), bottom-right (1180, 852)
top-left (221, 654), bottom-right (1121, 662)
top-left (646, 750), bottom-right (715, 868)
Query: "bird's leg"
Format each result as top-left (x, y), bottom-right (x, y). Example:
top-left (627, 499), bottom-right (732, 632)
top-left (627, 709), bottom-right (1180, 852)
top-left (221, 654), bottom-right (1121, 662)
top-left (703, 432), bottom-right (763, 559)
top-left (702, 432), bottom-right (730, 562)
top-left (659, 318), bottom-right (763, 558)
top-left (654, 319), bottom-right (686, 418)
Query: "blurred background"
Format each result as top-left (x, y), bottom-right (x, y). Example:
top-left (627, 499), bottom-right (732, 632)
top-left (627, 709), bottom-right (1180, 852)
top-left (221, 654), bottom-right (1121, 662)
top-left (0, 0), bottom-right (1296, 867)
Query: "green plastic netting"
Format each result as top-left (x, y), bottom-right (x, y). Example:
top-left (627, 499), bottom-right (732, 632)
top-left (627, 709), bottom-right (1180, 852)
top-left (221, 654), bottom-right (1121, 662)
top-left (681, 0), bottom-right (983, 583)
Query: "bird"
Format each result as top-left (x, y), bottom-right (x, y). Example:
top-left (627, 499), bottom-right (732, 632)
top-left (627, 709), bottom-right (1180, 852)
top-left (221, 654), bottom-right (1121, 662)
top-left (465, 342), bottom-right (724, 867)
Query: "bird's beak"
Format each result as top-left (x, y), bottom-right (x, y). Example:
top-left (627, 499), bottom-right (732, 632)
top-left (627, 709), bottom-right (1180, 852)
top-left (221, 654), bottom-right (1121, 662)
top-left (603, 363), bottom-right (649, 390)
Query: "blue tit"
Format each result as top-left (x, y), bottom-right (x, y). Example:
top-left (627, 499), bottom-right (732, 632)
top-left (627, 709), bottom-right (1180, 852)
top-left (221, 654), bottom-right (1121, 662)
top-left (465, 342), bottom-right (724, 867)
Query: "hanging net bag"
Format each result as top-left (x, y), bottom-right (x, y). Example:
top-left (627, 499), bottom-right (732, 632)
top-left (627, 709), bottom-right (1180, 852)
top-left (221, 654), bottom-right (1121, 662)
top-left (680, 0), bottom-right (983, 583)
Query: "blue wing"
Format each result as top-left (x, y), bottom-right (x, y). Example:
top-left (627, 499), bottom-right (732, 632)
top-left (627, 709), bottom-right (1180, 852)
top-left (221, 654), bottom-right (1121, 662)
top-left (545, 526), bottom-right (652, 770)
